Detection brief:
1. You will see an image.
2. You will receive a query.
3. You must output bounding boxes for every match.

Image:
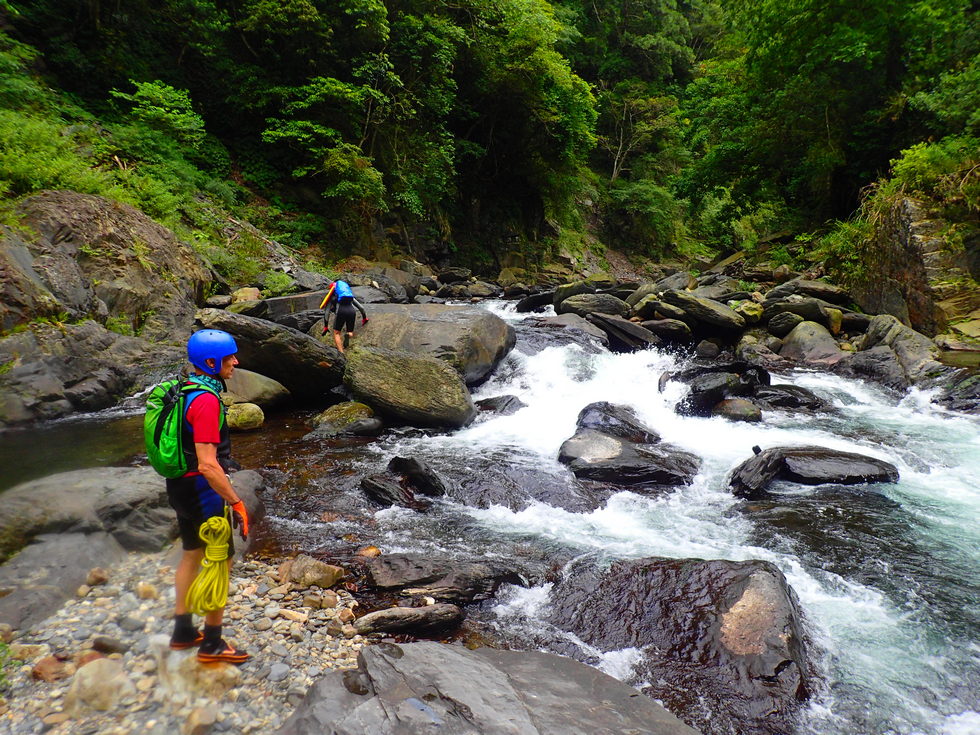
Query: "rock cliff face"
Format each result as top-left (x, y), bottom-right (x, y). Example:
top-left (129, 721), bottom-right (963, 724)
top-left (2, 190), bottom-right (212, 339)
top-left (0, 191), bottom-right (215, 426)
top-left (851, 197), bottom-right (980, 338)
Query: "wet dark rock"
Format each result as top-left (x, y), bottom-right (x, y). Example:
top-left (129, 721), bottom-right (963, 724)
top-left (752, 384), bottom-right (832, 412)
top-left (387, 456), bottom-right (449, 497)
top-left (677, 373), bottom-right (742, 416)
top-left (840, 311), bottom-right (873, 333)
top-left (935, 370), bottom-right (980, 413)
top-left (575, 401), bottom-right (660, 443)
top-left (270, 309), bottom-right (323, 334)
top-left (834, 346), bottom-right (911, 391)
top-left (768, 311), bottom-right (805, 338)
top-left (515, 290), bottom-right (555, 313)
top-left (452, 452), bottom-right (612, 512)
top-left (279, 641), bottom-right (699, 735)
top-left (552, 279), bottom-right (596, 305)
top-left (354, 604), bottom-right (463, 635)
top-left (195, 308), bottom-right (345, 397)
top-left (765, 278), bottom-right (851, 305)
top-left (728, 445), bottom-right (900, 499)
top-left (360, 475), bottom-right (426, 510)
top-left (546, 557), bottom-right (811, 735)
top-left (712, 398), bottom-right (762, 422)
top-left (558, 430), bottom-right (701, 486)
top-left (475, 395), bottom-right (527, 415)
top-left (364, 553), bottom-right (523, 604)
top-left (762, 296), bottom-right (839, 327)
top-left (537, 313), bottom-right (609, 346)
top-left (695, 339), bottom-right (720, 358)
top-left (639, 318), bottom-right (693, 342)
top-left (585, 313), bottom-right (660, 352)
top-left (437, 267), bottom-right (472, 284)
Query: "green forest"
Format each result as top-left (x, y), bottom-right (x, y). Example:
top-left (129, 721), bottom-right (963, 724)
top-left (0, 0), bottom-right (977, 281)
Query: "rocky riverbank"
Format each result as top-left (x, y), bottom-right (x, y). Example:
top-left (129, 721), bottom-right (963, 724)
top-left (0, 551), bottom-right (366, 735)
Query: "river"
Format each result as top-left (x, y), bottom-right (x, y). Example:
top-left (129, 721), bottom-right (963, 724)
top-left (1, 299), bottom-right (977, 735)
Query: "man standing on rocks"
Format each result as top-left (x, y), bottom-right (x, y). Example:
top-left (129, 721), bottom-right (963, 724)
top-left (167, 329), bottom-right (250, 664)
top-left (320, 279), bottom-right (368, 353)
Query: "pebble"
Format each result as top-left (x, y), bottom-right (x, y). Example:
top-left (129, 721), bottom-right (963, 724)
top-left (1, 551), bottom-right (368, 735)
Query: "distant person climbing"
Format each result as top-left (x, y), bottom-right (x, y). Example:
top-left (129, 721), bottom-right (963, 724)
top-left (166, 329), bottom-right (250, 664)
top-left (320, 279), bottom-right (368, 353)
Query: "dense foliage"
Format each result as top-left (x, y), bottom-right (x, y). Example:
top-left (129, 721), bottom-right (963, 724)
top-left (1, 0), bottom-right (976, 268)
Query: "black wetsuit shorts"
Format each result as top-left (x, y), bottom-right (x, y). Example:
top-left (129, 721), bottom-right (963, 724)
top-left (166, 474), bottom-right (234, 554)
top-left (334, 298), bottom-right (357, 332)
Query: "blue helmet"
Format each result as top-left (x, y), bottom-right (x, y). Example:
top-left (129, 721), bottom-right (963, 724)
top-left (187, 329), bottom-right (238, 375)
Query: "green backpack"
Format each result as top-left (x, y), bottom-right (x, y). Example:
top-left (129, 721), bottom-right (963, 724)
top-left (143, 377), bottom-right (221, 478)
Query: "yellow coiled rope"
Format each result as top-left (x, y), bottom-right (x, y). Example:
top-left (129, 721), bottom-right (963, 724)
top-left (185, 512), bottom-right (231, 616)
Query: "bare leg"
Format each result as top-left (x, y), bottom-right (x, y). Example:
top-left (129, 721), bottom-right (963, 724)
top-left (174, 548), bottom-right (204, 615)
top-left (333, 330), bottom-right (345, 353)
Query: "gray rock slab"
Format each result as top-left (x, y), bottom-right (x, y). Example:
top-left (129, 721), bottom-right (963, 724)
top-left (278, 641), bottom-right (700, 735)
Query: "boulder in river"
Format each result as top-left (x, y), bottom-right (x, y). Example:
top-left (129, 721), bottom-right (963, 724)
top-left (728, 445), bottom-right (900, 499)
top-left (475, 394), bottom-right (527, 415)
top-left (364, 553), bottom-right (523, 604)
top-left (585, 312), bottom-right (660, 352)
top-left (555, 293), bottom-right (630, 319)
top-left (222, 368), bottom-right (291, 409)
top-left (387, 456), bottom-right (449, 497)
top-left (278, 641), bottom-right (699, 735)
top-left (779, 321), bottom-right (845, 366)
top-left (558, 429), bottom-right (701, 486)
top-left (195, 308), bottom-right (345, 397)
top-left (344, 346), bottom-right (476, 429)
top-left (660, 289), bottom-right (746, 332)
top-left (306, 401), bottom-right (376, 439)
top-left (352, 304), bottom-right (515, 384)
top-left (546, 556), bottom-right (811, 735)
top-left (575, 401), bottom-right (660, 443)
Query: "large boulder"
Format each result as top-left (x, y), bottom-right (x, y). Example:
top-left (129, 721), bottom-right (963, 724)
top-left (279, 641), bottom-right (699, 735)
top-left (660, 290), bottom-right (746, 332)
top-left (575, 402), bottom-right (660, 443)
top-left (352, 304), bottom-right (515, 384)
top-left (857, 314), bottom-right (946, 384)
top-left (222, 368), bottom-right (290, 408)
top-left (555, 293), bottom-right (630, 319)
top-left (779, 321), bottom-right (845, 366)
top-left (0, 320), bottom-right (180, 427)
top-left (728, 445), bottom-right (900, 499)
top-left (344, 346), bottom-right (476, 428)
top-left (0, 532), bottom-right (128, 631)
top-left (194, 308), bottom-right (345, 397)
top-left (546, 557), bottom-right (811, 735)
top-left (558, 429), bottom-right (701, 486)
top-left (585, 313), bottom-right (660, 352)
top-left (0, 466), bottom-right (174, 562)
top-left (0, 467), bottom-right (266, 563)
top-left (0, 190), bottom-right (210, 340)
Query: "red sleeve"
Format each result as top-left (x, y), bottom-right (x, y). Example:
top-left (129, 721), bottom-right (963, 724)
top-left (185, 391), bottom-right (222, 444)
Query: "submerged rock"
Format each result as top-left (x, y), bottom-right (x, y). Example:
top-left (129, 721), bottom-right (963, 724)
top-left (728, 445), bottom-right (900, 499)
top-left (278, 641), bottom-right (699, 735)
top-left (575, 401), bottom-right (660, 443)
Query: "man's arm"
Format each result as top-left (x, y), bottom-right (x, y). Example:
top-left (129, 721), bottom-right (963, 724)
top-left (353, 297), bottom-right (367, 320)
top-left (194, 442), bottom-right (240, 504)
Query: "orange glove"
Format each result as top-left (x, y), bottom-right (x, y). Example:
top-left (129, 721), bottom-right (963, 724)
top-left (230, 500), bottom-right (249, 540)
top-left (361, 317), bottom-right (369, 326)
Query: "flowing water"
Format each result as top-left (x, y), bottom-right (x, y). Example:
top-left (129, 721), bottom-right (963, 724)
top-left (2, 300), bottom-right (978, 734)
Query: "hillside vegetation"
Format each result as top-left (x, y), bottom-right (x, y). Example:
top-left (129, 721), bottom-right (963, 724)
top-left (0, 0), bottom-right (976, 276)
